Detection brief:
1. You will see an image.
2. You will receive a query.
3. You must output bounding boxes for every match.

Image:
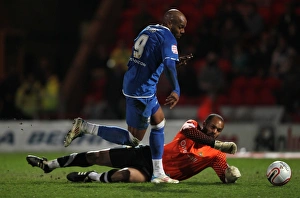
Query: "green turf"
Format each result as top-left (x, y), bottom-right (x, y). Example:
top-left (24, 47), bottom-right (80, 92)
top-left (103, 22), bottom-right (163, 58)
top-left (1, 153), bottom-right (299, 198)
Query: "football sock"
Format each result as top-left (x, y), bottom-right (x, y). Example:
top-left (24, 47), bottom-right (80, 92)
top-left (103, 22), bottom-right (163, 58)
top-left (46, 159), bottom-right (60, 169)
top-left (149, 125), bottom-right (165, 159)
top-left (89, 169), bottom-right (118, 182)
top-left (84, 121), bottom-right (137, 146)
top-left (149, 123), bottom-right (165, 177)
top-left (152, 159), bottom-right (165, 177)
top-left (55, 152), bottom-right (90, 168)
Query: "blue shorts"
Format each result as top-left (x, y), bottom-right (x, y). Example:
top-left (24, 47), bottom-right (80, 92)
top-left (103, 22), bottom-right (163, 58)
top-left (125, 96), bottom-right (160, 130)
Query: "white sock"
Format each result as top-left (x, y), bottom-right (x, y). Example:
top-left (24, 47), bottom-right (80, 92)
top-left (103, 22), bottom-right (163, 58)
top-left (47, 159), bottom-right (60, 169)
top-left (88, 172), bottom-right (102, 181)
top-left (84, 121), bottom-right (99, 136)
top-left (152, 159), bottom-right (165, 177)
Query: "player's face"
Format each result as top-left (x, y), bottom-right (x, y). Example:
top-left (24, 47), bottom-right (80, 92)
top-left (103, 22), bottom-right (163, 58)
top-left (202, 117), bottom-right (224, 139)
top-left (170, 15), bottom-right (187, 39)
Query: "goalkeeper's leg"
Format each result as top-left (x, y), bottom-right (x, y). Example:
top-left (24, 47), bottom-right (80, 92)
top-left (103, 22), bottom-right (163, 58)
top-left (26, 150), bottom-right (111, 172)
top-left (67, 169), bottom-right (119, 183)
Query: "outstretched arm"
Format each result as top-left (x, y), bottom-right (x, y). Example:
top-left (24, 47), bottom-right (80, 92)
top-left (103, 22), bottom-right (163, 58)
top-left (180, 120), bottom-right (237, 154)
top-left (225, 165), bottom-right (241, 183)
top-left (211, 152), bottom-right (241, 183)
top-left (181, 127), bottom-right (215, 147)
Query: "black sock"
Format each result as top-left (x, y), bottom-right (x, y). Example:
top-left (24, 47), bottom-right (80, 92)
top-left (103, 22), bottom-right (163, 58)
top-left (57, 152), bottom-right (90, 167)
top-left (99, 169), bottom-right (118, 183)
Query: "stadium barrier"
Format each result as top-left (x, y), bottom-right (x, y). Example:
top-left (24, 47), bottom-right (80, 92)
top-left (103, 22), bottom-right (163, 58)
top-left (0, 120), bottom-right (299, 155)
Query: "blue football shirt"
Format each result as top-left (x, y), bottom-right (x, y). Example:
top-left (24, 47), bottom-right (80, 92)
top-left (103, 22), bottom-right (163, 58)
top-left (123, 24), bottom-right (179, 98)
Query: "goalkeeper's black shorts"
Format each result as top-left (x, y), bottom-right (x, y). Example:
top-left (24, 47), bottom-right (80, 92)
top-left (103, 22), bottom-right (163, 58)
top-left (109, 145), bottom-right (153, 181)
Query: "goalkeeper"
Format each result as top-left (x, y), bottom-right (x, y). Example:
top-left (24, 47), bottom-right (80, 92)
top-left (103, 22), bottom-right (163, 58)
top-left (26, 113), bottom-right (241, 183)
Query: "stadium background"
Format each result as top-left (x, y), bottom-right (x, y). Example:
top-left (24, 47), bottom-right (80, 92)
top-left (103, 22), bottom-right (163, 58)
top-left (0, 0), bottom-right (300, 154)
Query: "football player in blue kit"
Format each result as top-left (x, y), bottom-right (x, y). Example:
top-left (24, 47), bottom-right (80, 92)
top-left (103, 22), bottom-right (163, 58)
top-left (64, 9), bottom-right (188, 183)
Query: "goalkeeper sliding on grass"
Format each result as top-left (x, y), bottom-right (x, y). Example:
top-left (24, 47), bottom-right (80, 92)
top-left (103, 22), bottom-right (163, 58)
top-left (26, 113), bottom-right (241, 183)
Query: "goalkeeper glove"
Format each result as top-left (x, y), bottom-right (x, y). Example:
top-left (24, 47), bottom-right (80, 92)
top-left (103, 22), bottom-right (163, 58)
top-left (214, 140), bottom-right (237, 154)
top-left (225, 166), bottom-right (241, 183)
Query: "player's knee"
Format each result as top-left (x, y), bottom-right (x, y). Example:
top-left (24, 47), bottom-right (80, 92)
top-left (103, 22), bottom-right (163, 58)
top-left (112, 168), bottom-right (131, 182)
top-left (120, 168), bottom-right (131, 181)
top-left (151, 119), bottom-right (165, 130)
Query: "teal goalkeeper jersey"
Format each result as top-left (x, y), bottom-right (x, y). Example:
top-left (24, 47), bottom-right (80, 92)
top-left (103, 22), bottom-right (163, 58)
top-left (123, 24), bottom-right (179, 98)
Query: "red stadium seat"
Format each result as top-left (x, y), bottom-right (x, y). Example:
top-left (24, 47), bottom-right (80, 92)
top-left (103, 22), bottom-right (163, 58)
top-left (202, 3), bottom-right (217, 18)
top-left (231, 76), bottom-right (247, 91)
top-left (244, 88), bottom-right (259, 105)
top-left (192, 59), bottom-right (206, 73)
top-left (296, 7), bottom-right (300, 16)
top-left (271, 2), bottom-right (286, 19)
top-left (218, 58), bottom-right (232, 74)
top-left (203, 0), bottom-right (222, 6)
top-left (264, 77), bottom-right (282, 91)
top-left (228, 87), bottom-right (244, 105)
top-left (259, 87), bottom-right (276, 105)
top-left (247, 76), bottom-right (263, 90)
top-left (178, 4), bottom-right (203, 33)
top-left (216, 94), bottom-right (229, 106)
top-left (258, 7), bottom-right (271, 24)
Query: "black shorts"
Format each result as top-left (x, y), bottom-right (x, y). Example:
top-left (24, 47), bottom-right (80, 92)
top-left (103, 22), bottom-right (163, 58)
top-left (109, 145), bottom-right (153, 181)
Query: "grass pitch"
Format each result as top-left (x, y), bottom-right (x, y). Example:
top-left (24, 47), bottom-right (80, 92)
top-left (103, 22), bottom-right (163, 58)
top-left (1, 152), bottom-right (299, 198)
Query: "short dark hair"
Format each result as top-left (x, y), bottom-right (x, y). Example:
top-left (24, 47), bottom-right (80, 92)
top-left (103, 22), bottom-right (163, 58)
top-left (205, 113), bottom-right (224, 123)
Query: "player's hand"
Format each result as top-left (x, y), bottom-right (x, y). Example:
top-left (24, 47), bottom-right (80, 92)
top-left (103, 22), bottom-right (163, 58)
top-left (164, 92), bottom-right (179, 109)
top-left (176, 53), bottom-right (193, 69)
top-left (214, 140), bottom-right (237, 154)
top-left (225, 166), bottom-right (241, 183)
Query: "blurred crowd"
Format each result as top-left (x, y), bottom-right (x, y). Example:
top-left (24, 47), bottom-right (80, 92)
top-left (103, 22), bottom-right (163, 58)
top-left (1, 0), bottom-right (300, 122)
top-left (0, 56), bottom-right (60, 120)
